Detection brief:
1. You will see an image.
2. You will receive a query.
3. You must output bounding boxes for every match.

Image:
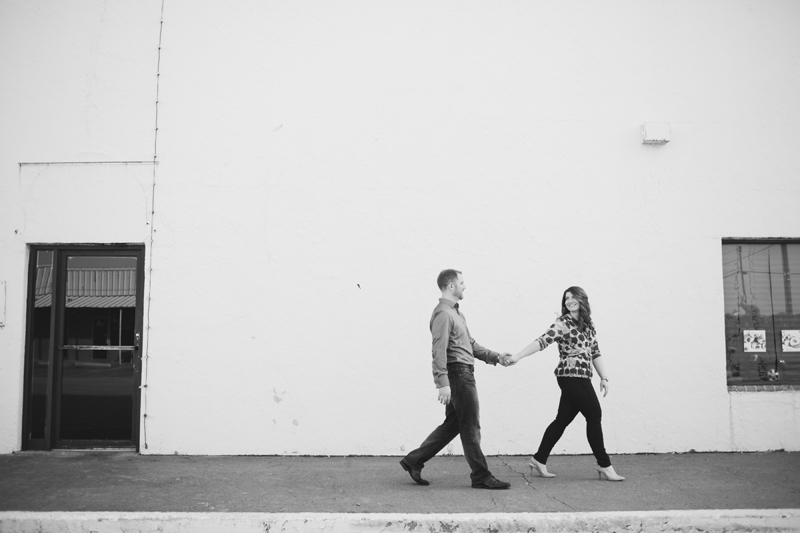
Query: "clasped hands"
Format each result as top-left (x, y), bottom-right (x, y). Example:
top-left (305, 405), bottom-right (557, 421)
top-left (499, 353), bottom-right (519, 367)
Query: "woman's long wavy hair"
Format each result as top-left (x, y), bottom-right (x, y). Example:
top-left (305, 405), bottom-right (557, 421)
top-left (561, 286), bottom-right (592, 332)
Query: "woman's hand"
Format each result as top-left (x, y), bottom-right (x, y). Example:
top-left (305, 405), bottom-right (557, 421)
top-left (592, 356), bottom-right (609, 397)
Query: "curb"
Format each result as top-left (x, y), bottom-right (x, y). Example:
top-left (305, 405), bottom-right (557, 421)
top-left (1, 510), bottom-right (799, 533)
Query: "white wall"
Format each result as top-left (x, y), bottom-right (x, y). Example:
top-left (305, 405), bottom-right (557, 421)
top-left (1, 1), bottom-right (799, 456)
top-left (0, 0), bottom-right (162, 453)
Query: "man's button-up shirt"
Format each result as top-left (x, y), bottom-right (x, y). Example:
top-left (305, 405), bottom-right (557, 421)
top-left (430, 298), bottom-right (501, 388)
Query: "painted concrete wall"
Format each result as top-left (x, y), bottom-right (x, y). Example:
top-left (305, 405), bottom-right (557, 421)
top-left (1, 1), bottom-right (799, 456)
top-left (0, 0), bottom-right (162, 453)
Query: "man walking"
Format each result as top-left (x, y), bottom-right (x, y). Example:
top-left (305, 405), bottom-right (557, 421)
top-left (400, 269), bottom-right (511, 489)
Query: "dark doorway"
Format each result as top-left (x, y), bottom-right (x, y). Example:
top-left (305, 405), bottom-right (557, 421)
top-left (22, 245), bottom-right (144, 450)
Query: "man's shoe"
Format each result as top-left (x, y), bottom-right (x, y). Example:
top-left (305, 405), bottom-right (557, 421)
top-left (472, 476), bottom-right (510, 489)
top-left (400, 460), bottom-right (429, 486)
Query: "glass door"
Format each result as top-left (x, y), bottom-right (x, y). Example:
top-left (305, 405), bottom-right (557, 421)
top-left (22, 245), bottom-right (144, 450)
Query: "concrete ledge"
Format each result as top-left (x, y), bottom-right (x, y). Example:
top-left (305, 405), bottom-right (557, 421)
top-left (1, 510), bottom-right (799, 533)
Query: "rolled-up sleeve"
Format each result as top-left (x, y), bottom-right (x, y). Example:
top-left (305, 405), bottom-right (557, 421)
top-left (431, 310), bottom-right (451, 388)
top-left (536, 321), bottom-right (564, 351)
top-left (590, 335), bottom-right (602, 359)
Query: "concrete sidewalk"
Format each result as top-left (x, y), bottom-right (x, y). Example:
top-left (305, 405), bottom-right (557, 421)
top-left (0, 452), bottom-right (798, 531)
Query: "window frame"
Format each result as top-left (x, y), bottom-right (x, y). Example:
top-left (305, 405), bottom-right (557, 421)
top-left (722, 238), bottom-right (800, 391)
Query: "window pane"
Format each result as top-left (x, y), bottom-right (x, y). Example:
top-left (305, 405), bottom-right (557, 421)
top-left (28, 250), bottom-right (54, 439)
top-left (60, 255), bottom-right (137, 440)
top-left (723, 242), bottom-right (800, 385)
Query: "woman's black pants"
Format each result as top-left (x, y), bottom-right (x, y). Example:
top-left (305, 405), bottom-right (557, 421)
top-left (533, 377), bottom-right (611, 468)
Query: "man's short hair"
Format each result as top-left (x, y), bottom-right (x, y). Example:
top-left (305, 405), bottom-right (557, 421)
top-left (437, 269), bottom-right (462, 290)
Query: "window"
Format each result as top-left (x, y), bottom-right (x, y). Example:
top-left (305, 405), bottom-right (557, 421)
top-left (722, 240), bottom-right (800, 387)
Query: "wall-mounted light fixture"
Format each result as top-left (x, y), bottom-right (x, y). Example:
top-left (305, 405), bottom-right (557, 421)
top-left (641, 122), bottom-right (671, 145)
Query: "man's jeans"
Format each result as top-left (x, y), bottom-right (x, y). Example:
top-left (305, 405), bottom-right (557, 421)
top-left (402, 364), bottom-right (492, 483)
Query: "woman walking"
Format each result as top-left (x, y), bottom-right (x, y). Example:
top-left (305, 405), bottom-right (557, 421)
top-left (505, 286), bottom-right (624, 481)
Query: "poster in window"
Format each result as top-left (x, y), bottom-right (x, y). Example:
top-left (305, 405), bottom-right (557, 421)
top-left (782, 330), bottom-right (800, 352)
top-left (743, 330), bottom-right (767, 352)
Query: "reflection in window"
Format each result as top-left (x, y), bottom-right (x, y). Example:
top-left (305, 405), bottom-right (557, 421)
top-left (60, 256), bottom-right (137, 440)
top-left (24, 247), bottom-right (142, 448)
top-left (28, 250), bottom-right (54, 439)
top-left (63, 256), bottom-right (137, 363)
top-left (722, 241), bottom-right (800, 385)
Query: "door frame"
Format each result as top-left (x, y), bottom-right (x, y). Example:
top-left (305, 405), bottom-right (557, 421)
top-left (22, 244), bottom-right (145, 451)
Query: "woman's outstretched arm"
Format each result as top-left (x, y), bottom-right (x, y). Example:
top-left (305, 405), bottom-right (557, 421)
top-left (506, 320), bottom-right (563, 365)
top-left (507, 339), bottom-right (542, 365)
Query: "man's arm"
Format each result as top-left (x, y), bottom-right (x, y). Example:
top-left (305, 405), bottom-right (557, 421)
top-left (430, 309), bottom-right (451, 389)
top-left (470, 338), bottom-right (502, 366)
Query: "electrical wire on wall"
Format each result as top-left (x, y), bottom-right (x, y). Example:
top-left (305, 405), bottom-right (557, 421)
top-left (142, 0), bottom-right (166, 451)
